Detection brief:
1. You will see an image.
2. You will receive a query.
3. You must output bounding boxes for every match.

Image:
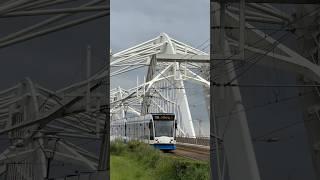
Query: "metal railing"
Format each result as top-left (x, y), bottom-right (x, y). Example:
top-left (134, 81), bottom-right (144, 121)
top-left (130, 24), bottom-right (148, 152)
top-left (176, 136), bottom-right (209, 146)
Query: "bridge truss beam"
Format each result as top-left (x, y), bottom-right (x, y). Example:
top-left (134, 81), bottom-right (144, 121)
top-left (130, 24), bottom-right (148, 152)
top-left (211, 1), bottom-right (320, 180)
top-left (110, 33), bottom-right (211, 138)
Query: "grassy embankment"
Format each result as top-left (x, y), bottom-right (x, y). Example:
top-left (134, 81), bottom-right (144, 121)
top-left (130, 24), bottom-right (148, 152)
top-left (111, 140), bottom-right (209, 180)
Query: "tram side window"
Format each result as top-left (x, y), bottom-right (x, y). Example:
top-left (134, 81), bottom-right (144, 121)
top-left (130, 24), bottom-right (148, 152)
top-left (149, 120), bottom-right (154, 140)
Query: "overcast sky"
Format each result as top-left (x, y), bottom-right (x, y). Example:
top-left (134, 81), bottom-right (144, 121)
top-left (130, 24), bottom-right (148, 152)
top-left (110, 0), bottom-right (210, 136)
top-left (110, 0), bottom-right (210, 92)
top-left (110, 0), bottom-right (209, 53)
top-left (108, 1), bottom-right (318, 179)
top-left (0, 1), bottom-right (316, 179)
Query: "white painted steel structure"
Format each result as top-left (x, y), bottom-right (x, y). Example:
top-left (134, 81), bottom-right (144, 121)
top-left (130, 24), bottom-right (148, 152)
top-left (0, 0), bottom-right (109, 180)
top-left (0, 32), bottom-right (209, 179)
top-left (110, 33), bottom-right (210, 138)
top-left (211, 1), bottom-right (320, 180)
top-left (2, 1), bottom-right (320, 180)
top-left (0, 76), bottom-right (108, 180)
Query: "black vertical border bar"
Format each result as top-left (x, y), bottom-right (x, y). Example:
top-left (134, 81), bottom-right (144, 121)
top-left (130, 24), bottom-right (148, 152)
top-left (210, 0), bottom-right (213, 179)
top-left (98, 0), bottom-right (110, 179)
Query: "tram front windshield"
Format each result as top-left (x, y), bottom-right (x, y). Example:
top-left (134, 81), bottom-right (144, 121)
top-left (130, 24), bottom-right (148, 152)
top-left (154, 120), bottom-right (174, 137)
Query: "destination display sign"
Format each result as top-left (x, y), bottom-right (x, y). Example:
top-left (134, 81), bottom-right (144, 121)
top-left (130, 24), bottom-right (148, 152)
top-left (153, 114), bottom-right (175, 120)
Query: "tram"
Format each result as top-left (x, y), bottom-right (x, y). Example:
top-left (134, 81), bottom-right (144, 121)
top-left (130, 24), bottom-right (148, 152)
top-left (111, 113), bottom-right (177, 150)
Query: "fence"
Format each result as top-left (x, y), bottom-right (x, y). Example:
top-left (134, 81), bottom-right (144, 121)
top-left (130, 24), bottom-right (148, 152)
top-left (176, 136), bottom-right (210, 146)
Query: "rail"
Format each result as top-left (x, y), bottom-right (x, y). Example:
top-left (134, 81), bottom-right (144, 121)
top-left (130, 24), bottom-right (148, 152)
top-left (172, 143), bottom-right (209, 161)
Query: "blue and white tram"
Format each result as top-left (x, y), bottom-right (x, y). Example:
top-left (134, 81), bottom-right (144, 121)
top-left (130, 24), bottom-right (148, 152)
top-left (111, 113), bottom-right (177, 151)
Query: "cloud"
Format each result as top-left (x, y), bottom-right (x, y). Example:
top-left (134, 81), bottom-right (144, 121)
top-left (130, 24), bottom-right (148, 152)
top-left (110, 0), bottom-right (209, 52)
top-left (110, 1), bottom-right (210, 136)
top-left (110, 0), bottom-right (210, 92)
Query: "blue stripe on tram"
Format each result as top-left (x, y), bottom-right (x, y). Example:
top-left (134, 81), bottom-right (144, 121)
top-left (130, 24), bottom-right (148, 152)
top-left (153, 144), bottom-right (176, 150)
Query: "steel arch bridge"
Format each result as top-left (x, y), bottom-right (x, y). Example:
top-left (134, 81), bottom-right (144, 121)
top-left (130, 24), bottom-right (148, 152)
top-left (210, 1), bottom-right (320, 180)
top-left (110, 32), bottom-right (210, 138)
top-left (1, 1), bottom-right (320, 180)
top-left (0, 0), bottom-right (110, 179)
top-left (0, 32), bottom-right (210, 179)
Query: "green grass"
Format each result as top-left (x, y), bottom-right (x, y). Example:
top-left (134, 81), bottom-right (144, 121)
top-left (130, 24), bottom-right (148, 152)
top-left (110, 140), bottom-right (209, 180)
top-left (111, 155), bottom-right (153, 180)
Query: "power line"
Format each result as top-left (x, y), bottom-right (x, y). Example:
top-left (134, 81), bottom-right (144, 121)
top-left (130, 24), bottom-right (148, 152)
top-left (227, 33), bottom-right (291, 84)
top-left (216, 90), bottom-right (313, 120)
top-left (212, 82), bottom-right (320, 88)
top-left (210, 5), bottom-right (320, 82)
top-left (211, 25), bottom-right (320, 31)
top-left (252, 118), bottom-right (312, 142)
top-left (216, 90), bottom-right (314, 144)
top-left (211, 31), bottom-right (291, 83)
top-left (210, 28), bottom-right (287, 78)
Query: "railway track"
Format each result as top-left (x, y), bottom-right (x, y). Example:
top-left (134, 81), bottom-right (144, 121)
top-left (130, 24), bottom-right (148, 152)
top-left (169, 143), bottom-right (210, 161)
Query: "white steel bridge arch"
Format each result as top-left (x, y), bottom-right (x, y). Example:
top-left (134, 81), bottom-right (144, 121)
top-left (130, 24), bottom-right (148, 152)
top-left (110, 32), bottom-right (210, 138)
